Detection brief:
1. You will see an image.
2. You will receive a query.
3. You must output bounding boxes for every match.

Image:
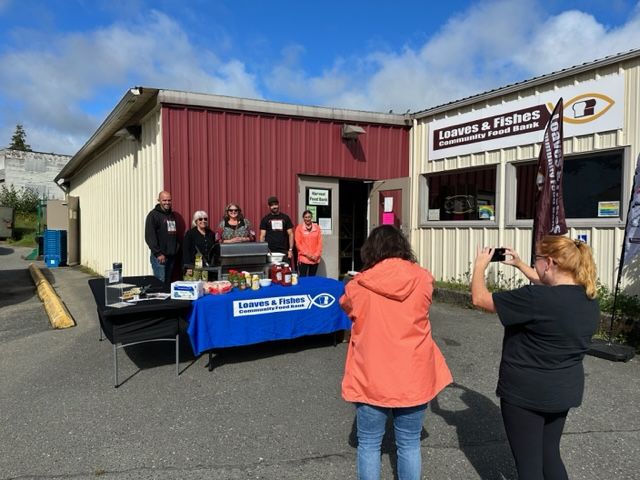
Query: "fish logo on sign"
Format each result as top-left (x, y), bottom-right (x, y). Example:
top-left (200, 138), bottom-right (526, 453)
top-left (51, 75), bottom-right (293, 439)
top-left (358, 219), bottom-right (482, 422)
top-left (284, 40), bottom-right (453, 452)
top-left (547, 93), bottom-right (615, 125)
top-left (309, 293), bottom-right (336, 309)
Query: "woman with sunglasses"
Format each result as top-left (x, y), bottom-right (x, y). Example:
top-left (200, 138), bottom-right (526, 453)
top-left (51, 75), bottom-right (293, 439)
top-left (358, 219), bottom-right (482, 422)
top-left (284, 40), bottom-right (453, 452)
top-left (182, 210), bottom-right (218, 275)
top-left (218, 203), bottom-right (254, 243)
top-left (471, 236), bottom-right (599, 480)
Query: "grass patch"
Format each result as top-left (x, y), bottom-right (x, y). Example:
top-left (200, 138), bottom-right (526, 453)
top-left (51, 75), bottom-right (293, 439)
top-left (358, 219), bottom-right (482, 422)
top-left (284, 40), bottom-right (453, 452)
top-left (77, 264), bottom-right (101, 277)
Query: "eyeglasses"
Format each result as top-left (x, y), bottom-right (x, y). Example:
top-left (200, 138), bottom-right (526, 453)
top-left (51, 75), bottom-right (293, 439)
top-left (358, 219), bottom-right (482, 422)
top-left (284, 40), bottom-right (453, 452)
top-left (228, 209), bottom-right (238, 213)
top-left (197, 218), bottom-right (208, 222)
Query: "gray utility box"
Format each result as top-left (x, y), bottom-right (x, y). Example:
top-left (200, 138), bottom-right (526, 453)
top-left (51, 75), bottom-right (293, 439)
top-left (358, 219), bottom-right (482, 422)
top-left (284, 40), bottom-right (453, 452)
top-left (0, 206), bottom-right (14, 239)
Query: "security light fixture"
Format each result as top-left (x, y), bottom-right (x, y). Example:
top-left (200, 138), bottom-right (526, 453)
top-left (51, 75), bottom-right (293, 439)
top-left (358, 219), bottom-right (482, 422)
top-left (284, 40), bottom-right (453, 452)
top-left (341, 124), bottom-right (366, 140)
top-left (114, 125), bottom-right (142, 142)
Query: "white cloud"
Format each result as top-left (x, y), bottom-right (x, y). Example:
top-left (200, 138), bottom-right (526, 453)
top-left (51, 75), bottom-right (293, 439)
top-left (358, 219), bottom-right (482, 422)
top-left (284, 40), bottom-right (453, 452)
top-left (514, 9), bottom-right (640, 74)
top-left (0, 10), bottom-right (261, 154)
top-left (268, 0), bottom-right (640, 112)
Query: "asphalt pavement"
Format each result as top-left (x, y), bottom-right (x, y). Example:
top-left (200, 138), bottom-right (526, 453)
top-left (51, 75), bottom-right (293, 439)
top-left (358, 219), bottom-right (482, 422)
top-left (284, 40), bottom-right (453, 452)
top-left (0, 243), bottom-right (638, 479)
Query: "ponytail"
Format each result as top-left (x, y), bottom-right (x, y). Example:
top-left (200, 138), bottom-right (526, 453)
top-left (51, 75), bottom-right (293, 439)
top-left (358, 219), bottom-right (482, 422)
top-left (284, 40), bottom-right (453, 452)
top-left (539, 236), bottom-right (598, 299)
top-left (574, 241), bottom-right (597, 299)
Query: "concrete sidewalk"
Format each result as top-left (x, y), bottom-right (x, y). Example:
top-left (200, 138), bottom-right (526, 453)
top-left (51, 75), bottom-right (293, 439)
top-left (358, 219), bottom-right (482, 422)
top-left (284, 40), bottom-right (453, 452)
top-left (0, 247), bottom-right (638, 479)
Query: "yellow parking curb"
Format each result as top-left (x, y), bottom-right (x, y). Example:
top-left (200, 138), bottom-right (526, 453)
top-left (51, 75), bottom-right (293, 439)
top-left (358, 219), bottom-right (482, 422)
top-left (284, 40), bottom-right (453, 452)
top-left (28, 263), bottom-right (75, 329)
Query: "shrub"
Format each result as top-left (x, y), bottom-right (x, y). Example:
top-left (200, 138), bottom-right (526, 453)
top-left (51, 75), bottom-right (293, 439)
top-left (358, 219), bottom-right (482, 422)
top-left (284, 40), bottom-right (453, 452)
top-left (0, 184), bottom-right (40, 213)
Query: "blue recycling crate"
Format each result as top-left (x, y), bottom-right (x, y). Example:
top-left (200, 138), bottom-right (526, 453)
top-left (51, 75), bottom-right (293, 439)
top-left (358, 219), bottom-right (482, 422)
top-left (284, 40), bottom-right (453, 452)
top-left (43, 230), bottom-right (67, 266)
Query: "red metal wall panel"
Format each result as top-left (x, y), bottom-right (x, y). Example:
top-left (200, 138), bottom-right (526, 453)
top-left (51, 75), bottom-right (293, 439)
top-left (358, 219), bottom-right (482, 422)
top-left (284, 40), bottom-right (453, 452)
top-left (162, 106), bottom-right (410, 232)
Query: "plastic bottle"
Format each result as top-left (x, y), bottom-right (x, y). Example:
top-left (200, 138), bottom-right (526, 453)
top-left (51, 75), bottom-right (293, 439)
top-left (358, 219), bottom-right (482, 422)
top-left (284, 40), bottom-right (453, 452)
top-left (270, 263), bottom-right (278, 282)
top-left (282, 263), bottom-right (292, 286)
top-left (275, 264), bottom-right (283, 285)
top-left (195, 252), bottom-right (203, 269)
top-left (252, 274), bottom-right (260, 290)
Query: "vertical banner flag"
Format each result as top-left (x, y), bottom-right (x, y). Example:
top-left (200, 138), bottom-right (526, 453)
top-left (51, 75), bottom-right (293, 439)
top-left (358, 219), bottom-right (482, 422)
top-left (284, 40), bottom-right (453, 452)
top-left (533, 98), bottom-right (567, 248)
top-left (622, 154), bottom-right (640, 266)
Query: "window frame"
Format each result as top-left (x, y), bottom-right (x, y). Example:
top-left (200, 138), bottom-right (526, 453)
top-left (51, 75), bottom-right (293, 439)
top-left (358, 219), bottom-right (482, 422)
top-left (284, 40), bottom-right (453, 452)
top-left (505, 147), bottom-right (629, 229)
top-left (419, 164), bottom-right (502, 227)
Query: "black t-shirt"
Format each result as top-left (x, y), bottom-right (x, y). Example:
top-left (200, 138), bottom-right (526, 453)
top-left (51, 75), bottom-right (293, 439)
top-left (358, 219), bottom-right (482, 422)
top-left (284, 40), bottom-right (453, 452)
top-left (493, 285), bottom-right (599, 412)
top-left (259, 212), bottom-right (293, 253)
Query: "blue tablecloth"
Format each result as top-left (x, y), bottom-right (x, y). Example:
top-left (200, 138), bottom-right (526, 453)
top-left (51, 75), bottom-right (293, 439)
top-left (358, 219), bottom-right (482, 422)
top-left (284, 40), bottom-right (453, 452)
top-left (187, 276), bottom-right (351, 356)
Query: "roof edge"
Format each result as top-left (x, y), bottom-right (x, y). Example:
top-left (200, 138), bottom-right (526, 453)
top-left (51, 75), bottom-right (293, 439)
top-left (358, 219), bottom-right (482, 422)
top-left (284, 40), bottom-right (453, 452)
top-left (157, 90), bottom-right (408, 125)
top-left (55, 87), bottom-right (159, 182)
top-left (413, 47), bottom-right (640, 118)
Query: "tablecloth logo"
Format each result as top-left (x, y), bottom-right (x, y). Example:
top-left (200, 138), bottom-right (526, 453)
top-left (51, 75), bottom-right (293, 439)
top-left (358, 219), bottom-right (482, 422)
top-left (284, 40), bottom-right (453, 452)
top-left (233, 292), bottom-right (336, 317)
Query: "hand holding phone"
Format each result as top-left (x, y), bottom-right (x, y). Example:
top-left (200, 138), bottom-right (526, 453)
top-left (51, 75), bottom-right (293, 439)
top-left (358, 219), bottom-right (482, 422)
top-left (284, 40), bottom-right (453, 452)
top-left (490, 248), bottom-right (506, 262)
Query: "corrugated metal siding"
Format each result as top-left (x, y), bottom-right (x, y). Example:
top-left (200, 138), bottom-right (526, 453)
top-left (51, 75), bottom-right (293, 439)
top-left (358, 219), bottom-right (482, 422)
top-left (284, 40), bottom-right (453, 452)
top-left (412, 60), bottom-right (640, 294)
top-left (162, 106), bottom-right (410, 236)
top-left (68, 110), bottom-right (163, 276)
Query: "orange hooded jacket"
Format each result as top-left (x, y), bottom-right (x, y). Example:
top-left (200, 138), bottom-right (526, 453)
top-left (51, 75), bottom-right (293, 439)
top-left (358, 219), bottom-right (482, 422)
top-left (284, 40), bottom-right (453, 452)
top-left (341, 257), bottom-right (452, 407)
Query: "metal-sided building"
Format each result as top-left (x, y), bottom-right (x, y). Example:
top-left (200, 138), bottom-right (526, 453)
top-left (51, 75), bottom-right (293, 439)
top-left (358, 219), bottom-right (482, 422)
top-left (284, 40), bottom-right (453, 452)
top-left (55, 89), bottom-right (411, 279)
top-left (410, 48), bottom-right (640, 294)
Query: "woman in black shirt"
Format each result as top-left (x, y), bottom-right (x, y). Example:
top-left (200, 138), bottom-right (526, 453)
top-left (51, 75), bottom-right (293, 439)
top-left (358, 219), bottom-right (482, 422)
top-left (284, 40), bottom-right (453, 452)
top-left (471, 236), bottom-right (599, 480)
top-left (183, 210), bottom-right (217, 275)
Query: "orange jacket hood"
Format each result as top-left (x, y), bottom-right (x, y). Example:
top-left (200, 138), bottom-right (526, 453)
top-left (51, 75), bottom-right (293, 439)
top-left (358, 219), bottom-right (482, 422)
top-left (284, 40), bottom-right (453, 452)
top-left (355, 258), bottom-right (422, 302)
top-left (341, 258), bottom-right (452, 407)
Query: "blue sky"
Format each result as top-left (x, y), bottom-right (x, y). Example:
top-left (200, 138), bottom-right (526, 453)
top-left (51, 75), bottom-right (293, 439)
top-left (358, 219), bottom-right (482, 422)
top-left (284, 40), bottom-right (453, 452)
top-left (1, 0), bottom-right (639, 155)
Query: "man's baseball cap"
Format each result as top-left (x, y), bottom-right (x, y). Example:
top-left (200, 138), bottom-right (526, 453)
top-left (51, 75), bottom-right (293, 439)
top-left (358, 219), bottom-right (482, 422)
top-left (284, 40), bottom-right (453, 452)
top-left (267, 196), bottom-right (279, 205)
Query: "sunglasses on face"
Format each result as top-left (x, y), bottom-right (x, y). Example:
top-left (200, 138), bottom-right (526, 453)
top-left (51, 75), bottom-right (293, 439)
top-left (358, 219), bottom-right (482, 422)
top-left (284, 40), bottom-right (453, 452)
top-left (228, 209), bottom-right (239, 213)
top-left (198, 218), bottom-right (208, 221)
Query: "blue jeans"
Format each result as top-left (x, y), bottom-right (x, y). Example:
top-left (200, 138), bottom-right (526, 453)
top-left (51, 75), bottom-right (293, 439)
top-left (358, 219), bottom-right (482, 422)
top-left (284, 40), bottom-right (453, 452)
top-left (356, 403), bottom-right (427, 480)
top-left (150, 254), bottom-right (175, 284)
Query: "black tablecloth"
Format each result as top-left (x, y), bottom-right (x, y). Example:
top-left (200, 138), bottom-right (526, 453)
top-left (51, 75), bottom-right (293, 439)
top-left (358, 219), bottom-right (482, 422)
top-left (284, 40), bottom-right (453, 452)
top-left (88, 276), bottom-right (192, 344)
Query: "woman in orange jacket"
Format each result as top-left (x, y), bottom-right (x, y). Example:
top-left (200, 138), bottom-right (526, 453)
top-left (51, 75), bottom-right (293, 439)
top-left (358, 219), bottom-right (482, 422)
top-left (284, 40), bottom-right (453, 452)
top-left (294, 210), bottom-right (322, 276)
top-left (341, 225), bottom-right (452, 480)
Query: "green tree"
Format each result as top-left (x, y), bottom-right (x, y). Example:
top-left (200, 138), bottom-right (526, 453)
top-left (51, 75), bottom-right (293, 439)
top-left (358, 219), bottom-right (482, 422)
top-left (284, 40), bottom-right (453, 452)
top-left (0, 184), bottom-right (40, 213)
top-left (9, 124), bottom-right (32, 151)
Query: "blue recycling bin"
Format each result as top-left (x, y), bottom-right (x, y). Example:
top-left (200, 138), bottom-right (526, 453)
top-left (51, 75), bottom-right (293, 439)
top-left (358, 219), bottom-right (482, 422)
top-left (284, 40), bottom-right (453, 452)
top-left (43, 229), bottom-right (67, 267)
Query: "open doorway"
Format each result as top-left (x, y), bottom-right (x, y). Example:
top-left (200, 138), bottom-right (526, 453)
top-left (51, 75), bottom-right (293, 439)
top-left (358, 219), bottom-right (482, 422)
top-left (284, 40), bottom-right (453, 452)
top-left (339, 180), bottom-right (370, 275)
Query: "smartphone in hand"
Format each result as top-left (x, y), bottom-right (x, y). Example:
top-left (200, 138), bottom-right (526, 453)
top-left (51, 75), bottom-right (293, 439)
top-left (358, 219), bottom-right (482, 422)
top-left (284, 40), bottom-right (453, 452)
top-left (490, 248), bottom-right (506, 262)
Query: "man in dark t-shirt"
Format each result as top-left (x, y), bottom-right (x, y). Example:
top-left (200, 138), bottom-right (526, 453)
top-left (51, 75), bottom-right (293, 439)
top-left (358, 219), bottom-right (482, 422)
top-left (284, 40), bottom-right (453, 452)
top-left (259, 196), bottom-right (294, 258)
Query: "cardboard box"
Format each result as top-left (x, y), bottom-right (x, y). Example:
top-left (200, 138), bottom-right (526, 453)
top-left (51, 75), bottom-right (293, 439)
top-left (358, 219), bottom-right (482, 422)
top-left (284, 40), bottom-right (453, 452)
top-left (171, 281), bottom-right (204, 300)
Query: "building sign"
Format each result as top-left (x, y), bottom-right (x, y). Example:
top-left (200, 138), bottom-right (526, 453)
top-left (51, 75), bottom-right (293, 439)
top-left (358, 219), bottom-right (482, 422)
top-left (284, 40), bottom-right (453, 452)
top-left (434, 105), bottom-right (549, 151)
top-left (428, 74), bottom-right (623, 160)
top-left (308, 188), bottom-right (329, 205)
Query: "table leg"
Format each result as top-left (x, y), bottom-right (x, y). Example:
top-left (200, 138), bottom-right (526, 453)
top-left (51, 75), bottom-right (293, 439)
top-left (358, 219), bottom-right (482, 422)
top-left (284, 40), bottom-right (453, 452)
top-left (208, 351), bottom-right (214, 371)
top-left (175, 333), bottom-right (180, 376)
top-left (113, 343), bottom-right (118, 388)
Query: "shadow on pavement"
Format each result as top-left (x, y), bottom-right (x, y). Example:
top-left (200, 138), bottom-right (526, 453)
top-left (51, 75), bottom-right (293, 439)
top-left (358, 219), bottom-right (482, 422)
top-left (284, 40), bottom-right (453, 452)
top-left (0, 267), bottom-right (51, 343)
top-left (0, 246), bottom-right (14, 256)
top-left (430, 382), bottom-right (516, 480)
top-left (206, 333), bottom-right (340, 370)
top-left (0, 268), bottom-right (37, 308)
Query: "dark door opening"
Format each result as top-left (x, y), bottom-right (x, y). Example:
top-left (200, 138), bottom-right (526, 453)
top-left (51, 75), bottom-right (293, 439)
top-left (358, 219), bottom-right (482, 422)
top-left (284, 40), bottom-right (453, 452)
top-left (339, 180), bottom-right (369, 274)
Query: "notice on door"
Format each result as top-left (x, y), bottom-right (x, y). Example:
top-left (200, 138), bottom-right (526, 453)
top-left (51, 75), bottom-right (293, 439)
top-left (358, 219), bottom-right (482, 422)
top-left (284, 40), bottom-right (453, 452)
top-left (308, 188), bottom-right (329, 206)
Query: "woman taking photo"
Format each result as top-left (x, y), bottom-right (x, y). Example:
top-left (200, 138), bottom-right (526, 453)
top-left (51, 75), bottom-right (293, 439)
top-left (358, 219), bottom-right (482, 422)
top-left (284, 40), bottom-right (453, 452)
top-left (182, 210), bottom-right (217, 274)
top-left (294, 210), bottom-right (322, 277)
top-left (471, 236), bottom-right (599, 480)
top-left (341, 225), bottom-right (452, 480)
top-left (218, 203), bottom-right (253, 243)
